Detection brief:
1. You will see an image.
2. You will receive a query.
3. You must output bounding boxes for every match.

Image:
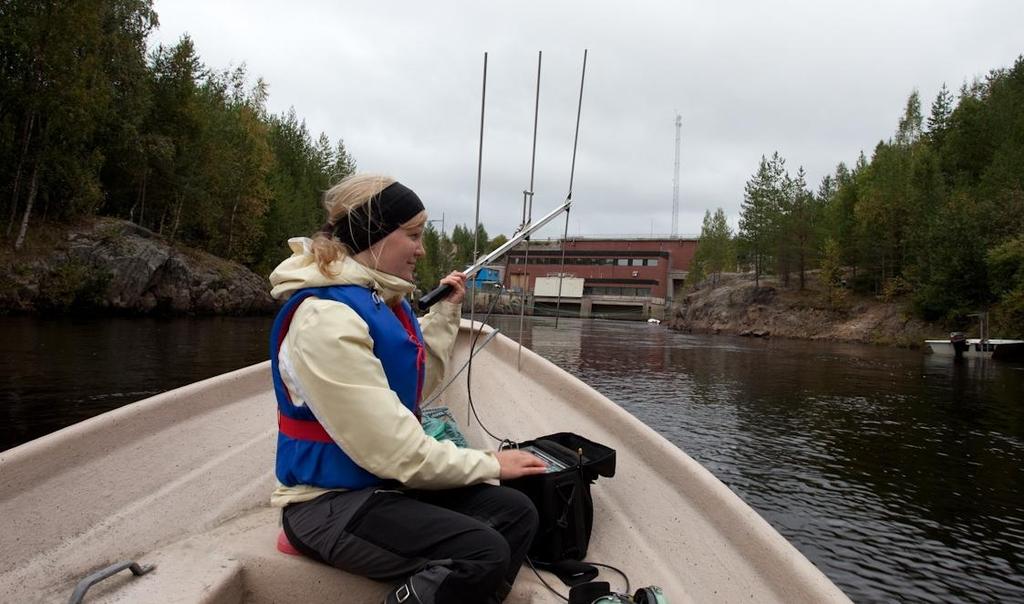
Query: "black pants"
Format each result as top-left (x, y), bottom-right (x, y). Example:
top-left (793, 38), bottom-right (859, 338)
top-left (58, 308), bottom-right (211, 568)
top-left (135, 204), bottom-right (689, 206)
top-left (282, 484), bottom-right (538, 604)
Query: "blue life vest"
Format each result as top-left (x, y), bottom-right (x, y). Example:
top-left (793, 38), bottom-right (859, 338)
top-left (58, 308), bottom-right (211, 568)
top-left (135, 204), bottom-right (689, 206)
top-left (270, 285), bottom-right (426, 489)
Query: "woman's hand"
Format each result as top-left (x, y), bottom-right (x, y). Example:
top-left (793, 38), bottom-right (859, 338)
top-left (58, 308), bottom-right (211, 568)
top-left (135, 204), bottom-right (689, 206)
top-left (439, 271), bottom-right (467, 304)
top-left (495, 450), bottom-right (549, 480)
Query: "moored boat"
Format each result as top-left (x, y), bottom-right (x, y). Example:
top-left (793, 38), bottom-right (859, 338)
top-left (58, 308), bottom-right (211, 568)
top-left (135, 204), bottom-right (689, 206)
top-left (925, 311), bottom-right (1024, 360)
top-left (925, 337), bottom-right (1024, 360)
top-left (0, 321), bottom-right (850, 603)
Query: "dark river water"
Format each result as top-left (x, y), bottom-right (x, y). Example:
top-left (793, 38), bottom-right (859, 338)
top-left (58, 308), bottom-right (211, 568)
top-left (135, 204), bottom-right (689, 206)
top-left (0, 316), bottom-right (272, 450)
top-left (3, 314), bottom-right (1023, 602)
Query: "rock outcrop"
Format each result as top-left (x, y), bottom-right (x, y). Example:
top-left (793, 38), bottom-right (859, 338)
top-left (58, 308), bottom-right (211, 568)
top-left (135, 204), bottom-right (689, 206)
top-left (668, 273), bottom-right (935, 347)
top-left (1, 218), bottom-right (275, 315)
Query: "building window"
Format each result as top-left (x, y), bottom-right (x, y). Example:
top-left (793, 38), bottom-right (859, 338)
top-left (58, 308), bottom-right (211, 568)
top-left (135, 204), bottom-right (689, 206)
top-left (513, 255), bottom-right (661, 267)
top-left (582, 286), bottom-right (655, 297)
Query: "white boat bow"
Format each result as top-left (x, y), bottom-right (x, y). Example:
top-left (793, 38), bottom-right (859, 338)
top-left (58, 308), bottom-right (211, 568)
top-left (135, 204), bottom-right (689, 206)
top-left (0, 320), bottom-right (850, 603)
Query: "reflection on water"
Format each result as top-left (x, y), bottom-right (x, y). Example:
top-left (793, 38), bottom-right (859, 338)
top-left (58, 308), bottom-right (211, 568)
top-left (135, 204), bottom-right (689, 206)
top-left (0, 316), bottom-right (270, 450)
top-left (487, 316), bottom-right (1024, 603)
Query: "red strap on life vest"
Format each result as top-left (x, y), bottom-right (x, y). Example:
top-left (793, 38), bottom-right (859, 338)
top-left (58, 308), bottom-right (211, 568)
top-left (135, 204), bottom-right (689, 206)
top-left (274, 295), bottom-right (334, 443)
top-left (278, 412), bottom-right (334, 443)
top-left (392, 303), bottom-right (426, 410)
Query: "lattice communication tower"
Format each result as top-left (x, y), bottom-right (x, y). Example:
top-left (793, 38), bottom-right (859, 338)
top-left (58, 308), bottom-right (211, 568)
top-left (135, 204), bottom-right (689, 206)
top-left (672, 114), bottom-right (681, 238)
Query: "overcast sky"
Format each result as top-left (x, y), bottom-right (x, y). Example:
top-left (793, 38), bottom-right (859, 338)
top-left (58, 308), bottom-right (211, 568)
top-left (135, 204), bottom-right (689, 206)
top-left (151, 0), bottom-right (1022, 239)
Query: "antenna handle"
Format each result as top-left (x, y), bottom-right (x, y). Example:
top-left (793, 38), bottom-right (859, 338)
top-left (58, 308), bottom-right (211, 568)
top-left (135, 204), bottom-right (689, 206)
top-left (417, 283), bottom-right (454, 311)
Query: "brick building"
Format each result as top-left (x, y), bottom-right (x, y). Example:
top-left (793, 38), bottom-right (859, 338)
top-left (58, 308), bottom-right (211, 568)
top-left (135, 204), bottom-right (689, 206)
top-left (502, 237), bottom-right (699, 319)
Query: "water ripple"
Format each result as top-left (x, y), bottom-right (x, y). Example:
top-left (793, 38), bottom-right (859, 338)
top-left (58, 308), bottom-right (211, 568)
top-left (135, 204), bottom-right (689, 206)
top-left (491, 316), bottom-right (1024, 603)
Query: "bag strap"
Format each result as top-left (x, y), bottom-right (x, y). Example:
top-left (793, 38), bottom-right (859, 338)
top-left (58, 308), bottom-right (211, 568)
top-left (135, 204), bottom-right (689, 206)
top-left (555, 480), bottom-right (578, 529)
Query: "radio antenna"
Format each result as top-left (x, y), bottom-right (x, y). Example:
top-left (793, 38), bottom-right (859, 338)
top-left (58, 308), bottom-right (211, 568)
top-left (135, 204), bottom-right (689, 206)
top-left (469, 52), bottom-right (488, 329)
top-left (516, 51), bottom-right (543, 369)
top-left (553, 49), bottom-right (588, 328)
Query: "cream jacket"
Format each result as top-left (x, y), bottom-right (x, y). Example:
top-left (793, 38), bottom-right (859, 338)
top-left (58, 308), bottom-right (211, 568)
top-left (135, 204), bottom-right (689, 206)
top-left (268, 238), bottom-right (500, 507)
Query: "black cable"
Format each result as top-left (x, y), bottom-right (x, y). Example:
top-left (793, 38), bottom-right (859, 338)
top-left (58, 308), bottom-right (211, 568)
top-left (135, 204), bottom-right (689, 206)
top-left (464, 283), bottom-right (509, 443)
top-left (461, 285), bottom-right (634, 601)
top-left (526, 557), bottom-right (569, 602)
top-left (584, 561), bottom-right (631, 595)
top-left (526, 558), bottom-right (632, 602)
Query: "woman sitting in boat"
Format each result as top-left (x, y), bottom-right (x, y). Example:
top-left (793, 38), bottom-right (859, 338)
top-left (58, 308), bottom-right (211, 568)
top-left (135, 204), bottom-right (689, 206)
top-left (267, 173), bottom-right (546, 604)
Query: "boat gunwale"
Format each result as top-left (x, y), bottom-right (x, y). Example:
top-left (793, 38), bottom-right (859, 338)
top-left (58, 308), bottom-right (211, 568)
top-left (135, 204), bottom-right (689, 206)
top-left (0, 363), bottom-right (271, 497)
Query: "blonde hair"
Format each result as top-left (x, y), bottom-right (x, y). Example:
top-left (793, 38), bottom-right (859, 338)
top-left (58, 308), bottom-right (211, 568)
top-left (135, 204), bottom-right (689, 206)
top-left (312, 173), bottom-right (396, 277)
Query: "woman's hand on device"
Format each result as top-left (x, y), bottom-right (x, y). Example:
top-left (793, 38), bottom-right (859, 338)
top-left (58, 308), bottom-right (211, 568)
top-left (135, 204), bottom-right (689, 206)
top-left (495, 450), bottom-right (549, 480)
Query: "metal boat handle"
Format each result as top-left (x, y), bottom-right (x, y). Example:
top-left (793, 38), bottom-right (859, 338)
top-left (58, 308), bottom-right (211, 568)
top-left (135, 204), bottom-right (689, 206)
top-left (68, 560), bottom-right (154, 604)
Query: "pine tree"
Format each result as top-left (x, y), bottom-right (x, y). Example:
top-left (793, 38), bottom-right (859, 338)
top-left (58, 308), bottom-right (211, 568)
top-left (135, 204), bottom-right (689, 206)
top-left (694, 207), bottom-right (735, 287)
top-left (710, 208), bottom-right (734, 281)
top-left (685, 256), bottom-right (706, 290)
top-left (739, 153), bottom-right (785, 287)
top-left (449, 224), bottom-right (474, 269)
top-left (330, 139), bottom-right (357, 182)
top-left (788, 166), bottom-right (818, 290)
top-left (819, 237), bottom-right (844, 308)
top-left (690, 210), bottom-right (715, 288)
top-left (817, 174), bottom-right (836, 206)
top-left (927, 83), bottom-right (954, 146)
top-left (775, 168), bottom-right (797, 287)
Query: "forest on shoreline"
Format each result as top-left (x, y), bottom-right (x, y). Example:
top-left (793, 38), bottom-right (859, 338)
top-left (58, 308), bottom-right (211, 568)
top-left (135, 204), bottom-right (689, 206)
top-left (0, 1), bottom-right (358, 279)
top-left (3, 2), bottom-right (1021, 334)
top-left (0, 0), bottom-right (495, 299)
top-left (690, 57), bottom-right (1024, 337)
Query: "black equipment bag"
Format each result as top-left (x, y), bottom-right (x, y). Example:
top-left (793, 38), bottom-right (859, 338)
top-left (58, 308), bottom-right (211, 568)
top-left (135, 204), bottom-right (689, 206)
top-left (500, 432), bottom-right (616, 563)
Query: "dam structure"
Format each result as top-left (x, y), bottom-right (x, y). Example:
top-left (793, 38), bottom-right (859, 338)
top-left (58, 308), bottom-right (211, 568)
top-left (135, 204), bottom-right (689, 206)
top-left (501, 236), bottom-right (698, 320)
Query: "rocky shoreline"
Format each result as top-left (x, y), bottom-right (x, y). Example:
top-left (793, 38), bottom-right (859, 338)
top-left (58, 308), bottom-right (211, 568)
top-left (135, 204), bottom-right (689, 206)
top-left (1, 222), bottom-right (943, 347)
top-left (1, 218), bottom-right (275, 315)
top-left (666, 273), bottom-right (938, 348)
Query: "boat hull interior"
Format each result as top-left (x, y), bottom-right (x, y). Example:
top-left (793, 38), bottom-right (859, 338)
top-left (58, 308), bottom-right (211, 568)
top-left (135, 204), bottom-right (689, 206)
top-left (0, 321), bottom-right (850, 603)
